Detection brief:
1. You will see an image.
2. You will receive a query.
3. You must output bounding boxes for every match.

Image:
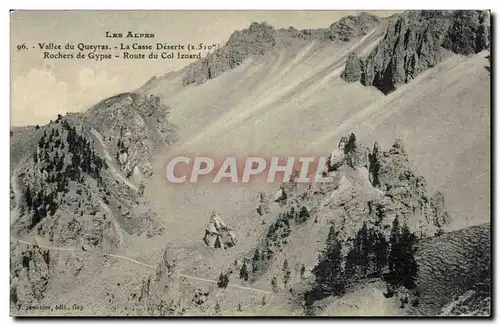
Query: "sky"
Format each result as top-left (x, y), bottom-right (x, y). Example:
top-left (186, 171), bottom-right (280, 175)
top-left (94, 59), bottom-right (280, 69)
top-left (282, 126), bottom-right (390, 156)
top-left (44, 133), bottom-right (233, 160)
top-left (10, 10), bottom-right (399, 126)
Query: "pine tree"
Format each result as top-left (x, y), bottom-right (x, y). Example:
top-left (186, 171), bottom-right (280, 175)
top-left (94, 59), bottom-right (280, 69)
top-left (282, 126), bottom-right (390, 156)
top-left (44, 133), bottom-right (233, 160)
top-left (300, 264), bottom-right (306, 279)
top-left (311, 225), bottom-right (345, 295)
top-left (346, 222), bottom-right (372, 279)
top-left (239, 261), bottom-right (249, 281)
top-left (252, 249), bottom-right (260, 272)
top-left (217, 272), bottom-right (229, 288)
top-left (400, 222), bottom-right (418, 288)
top-left (303, 292), bottom-right (315, 316)
top-left (388, 216), bottom-right (401, 275)
top-left (373, 231), bottom-right (388, 275)
top-left (271, 277), bottom-right (278, 293)
top-left (24, 187), bottom-right (33, 211)
top-left (359, 222), bottom-right (370, 276)
top-left (345, 247), bottom-right (360, 280)
top-left (388, 217), bottom-right (418, 289)
top-left (283, 259), bottom-right (291, 286)
top-left (369, 142), bottom-right (381, 187)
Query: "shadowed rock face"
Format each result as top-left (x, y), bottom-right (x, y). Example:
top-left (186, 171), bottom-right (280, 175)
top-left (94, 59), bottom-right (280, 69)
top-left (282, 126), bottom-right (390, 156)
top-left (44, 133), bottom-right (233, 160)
top-left (442, 10), bottom-right (490, 55)
top-left (343, 10), bottom-right (490, 94)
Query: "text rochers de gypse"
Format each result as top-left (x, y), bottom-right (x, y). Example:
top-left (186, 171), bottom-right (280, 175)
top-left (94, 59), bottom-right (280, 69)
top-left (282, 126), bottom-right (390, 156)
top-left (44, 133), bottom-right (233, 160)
top-left (38, 41), bottom-right (214, 61)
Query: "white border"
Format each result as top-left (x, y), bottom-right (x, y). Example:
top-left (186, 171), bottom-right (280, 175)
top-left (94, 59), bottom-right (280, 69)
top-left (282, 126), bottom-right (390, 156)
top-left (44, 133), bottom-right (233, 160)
top-left (1, 1), bottom-right (498, 10)
top-left (2, 1), bottom-right (498, 325)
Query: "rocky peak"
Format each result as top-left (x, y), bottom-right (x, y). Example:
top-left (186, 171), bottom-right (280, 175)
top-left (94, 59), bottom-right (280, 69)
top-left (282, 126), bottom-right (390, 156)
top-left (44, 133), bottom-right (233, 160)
top-left (343, 133), bottom-right (369, 169)
top-left (183, 22), bottom-right (279, 86)
top-left (327, 136), bottom-right (348, 171)
top-left (238, 134), bottom-right (453, 299)
top-left (86, 93), bottom-right (177, 179)
top-left (10, 92), bottom-right (173, 251)
top-left (327, 12), bottom-right (379, 42)
top-left (183, 13), bottom-right (382, 86)
top-left (342, 10), bottom-right (490, 94)
top-left (429, 192), bottom-right (451, 227)
top-left (155, 247), bottom-right (176, 281)
top-left (228, 22), bottom-right (277, 47)
top-left (340, 52), bottom-right (364, 83)
top-left (367, 138), bottom-right (450, 229)
top-left (203, 211), bottom-right (237, 249)
top-left (442, 10), bottom-right (490, 55)
top-left (12, 119), bottom-right (113, 246)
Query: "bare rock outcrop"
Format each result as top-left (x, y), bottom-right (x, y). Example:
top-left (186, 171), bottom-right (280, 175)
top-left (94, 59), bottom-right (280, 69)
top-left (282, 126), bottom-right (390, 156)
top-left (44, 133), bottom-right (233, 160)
top-left (257, 192), bottom-right (271, 216)
top-left (324, 12), bottom-right (379, 42)
top-left (286, 12), bottom-right (379, 43)
top-left (342, 10), bottom-right (491, 94)
top-left (136, 247), bottom-right (183, 316)
top-left (10, 242), bottom-right (51, 310)
top-left (340, 52), bottom-right (364, 83)
top-left (429, 192), bottom-right (451, 228)
top-left (182, 22), bottom-right (278, 86)
top-left (442, 10), bottom-right (490, 55)
top-left (203, 212), bottom-right (237, 249)
top-left (86, 93), bottom-right (177, 179)
top-left (327, 137), bottom-right (347, 171)
top-left (240, 133), bottom-right (456, 302)
top-left (327, 133), bottom-right (369, 172)
top-left (368, 138), bottom-right (451, 228)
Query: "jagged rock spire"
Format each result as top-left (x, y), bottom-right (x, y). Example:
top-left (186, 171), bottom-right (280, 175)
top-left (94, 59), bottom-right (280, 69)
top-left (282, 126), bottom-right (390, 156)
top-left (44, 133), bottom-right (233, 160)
top-left (155, 247), bottom-right (176, 281)
top-left (341, 52), bottom-right (364, 83)
top-left (203, 211), bottom-right (237, 249)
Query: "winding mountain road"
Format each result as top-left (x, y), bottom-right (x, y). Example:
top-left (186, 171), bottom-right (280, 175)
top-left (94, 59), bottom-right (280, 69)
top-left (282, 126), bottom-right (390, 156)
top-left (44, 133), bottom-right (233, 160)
top-left (10, 237), bottom-right (271, 295)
